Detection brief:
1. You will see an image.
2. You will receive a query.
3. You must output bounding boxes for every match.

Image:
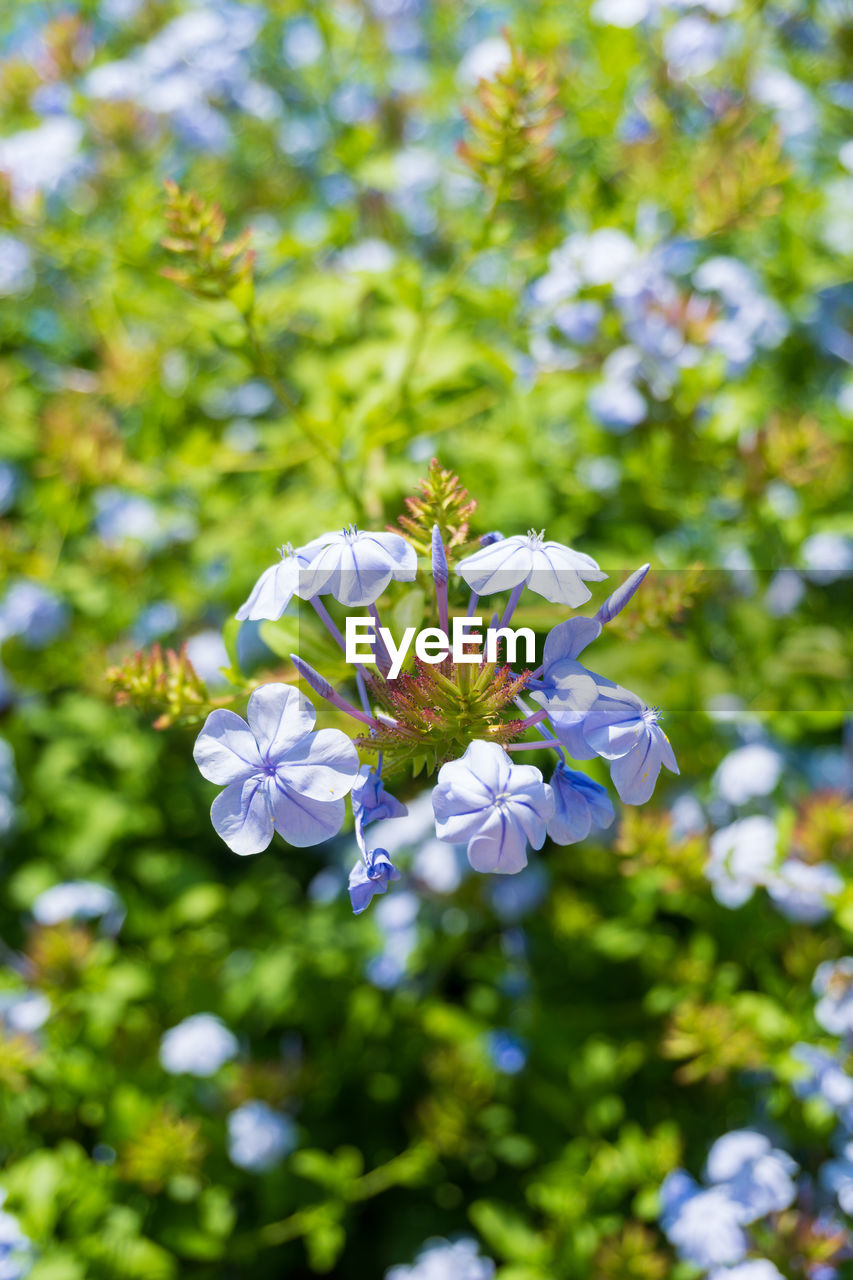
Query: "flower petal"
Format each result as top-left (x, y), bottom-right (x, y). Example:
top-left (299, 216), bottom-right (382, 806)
top-left (247, 683), bottom-right (315, 758)
top-left (210, 777), bottom-right (274, 854)
top-left (467, 809), bottom-right (529, 874)
top-left (610, 734), bottom-right (662, 804)
top-left (584, 691), bottom-right (645, 759)
top-left (236, 557), bottom-right (301, 622)
top-left (541, 617), bottom-right (603, 669)
top-left (193, 709), bottom-right (263, 784)
top-left (655, 725), bottom-right (679, 775)
top-left (270, 784), bottom-right (345, 846)
top-left (277, 728), bottom-right (360, 800)
top-left (455, 536), bottom-right (533, 595)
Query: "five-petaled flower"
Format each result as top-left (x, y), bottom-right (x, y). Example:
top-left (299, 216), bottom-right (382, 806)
top-left (432, 740), bottom-right (554, 874)
top-left (456, 529), bottom-right (606, 607)
top-left (193, 682), bottom-right (360, 854)
top-left (583, 686), bottom-right (679, 804)
top-left (299, 526), bottom-right (417, 607)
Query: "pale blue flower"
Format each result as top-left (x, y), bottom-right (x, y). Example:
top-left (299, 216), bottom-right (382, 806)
top-left (490, 863), bottom-right (549, 921)
top-left (767, 859), bottom-right (842, 923)
top-left (0, 117), bottom-right (84, 202)
top-left (385, 1236), bottom-right (495, 1280)
top-left (588, 377), bottom-right (647, 431)
top-left (185, 630), bottom-right (230, 688)
top-left (412, 839), bottom-right (464, 893)
top-left (159, 1013), bottom-right (238, 1076)
top-left (0, 991), bottom-right (50, 1035)
top-left (660, 1171), bottom-right (748, 1267)
top-left (584, 687), bottom-right (679, 803)
top-left (367, 891), bottom-right (419, 989)
top-left (0, 463), bottom-right (19, 514)
top-left (236, 544), bottom-right (316, 620)
top-left (457, 36), bottom-right (511, 85)
top-left (347, 766), bottom-right (407, 913)
top-left (283, 17), bottom-right (324, 66)
top-left (0, 1195), bottom-right (33, 1280)
top-left (705, 816), bottom-right (778, 908)
top-left (704, 1130), bottom-right (797, 1221)
top-left (709, 1262), bottom-right (784, 1280)
top-left (93, 489), bottom-right (166, 548)
top-left (547, 762), bottom-right (615, 844)
top-left (227, 1101), bottom-right (297, 1172)
top-left (0, 239), bottom-right (32, 298)
top-left (133, 601), bottom-right (179, 644)
top-left (299, 527), bottom-right (417, 606)
top-left (456, 531), bottom-right (605, 607)
top-left (487, 1030), bottom-right (527, 1074)
top-left (194, 683), bottom-right (360, 854)
top-left (349, 850), bottom-right (401, 914)
top-left (822, 1140), bottom-right (853, 1215)
top-left (813, 959), bottom-right (853, 1036)
top-left (801, 532), bottom-right (853, 584)
top-left (32, 881), bottom-right (125, 934)
top-left (433, 741), bottom-right (554, 875)
top-left (792, 1044), bottom-right (853, 1124)
top-left (0, 581), bottom-right (68, 649)
top-left (351, 765), bottom-right (408, 833)
top-left (713, 744), bottom-right (783, 805)
top-left (664, 15), bottom-right (726, 79)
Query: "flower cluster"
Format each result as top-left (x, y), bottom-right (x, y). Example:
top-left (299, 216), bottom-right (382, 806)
top-left (529, 231), bottom-right (786, 431)
top-left (660, 1129), bottom-right (797, 1273)
top-left (659, 1127), bottom-right (851, 1278)
top-left (193, 488), bottom-right (678, 914)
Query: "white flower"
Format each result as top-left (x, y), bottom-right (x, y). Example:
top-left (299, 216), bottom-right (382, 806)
top-left (705, 816), bottom-right (778, 907)
top-left (159, 1013), bottom-right (239, 1076)
top-left (227, 1101), bottom-right (297, 1172)
top-left (713, 744), bottom-right (783, 805)
top-left (32, 881), bottom-right (125, 933)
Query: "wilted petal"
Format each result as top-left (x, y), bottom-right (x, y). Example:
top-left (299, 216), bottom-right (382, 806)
top-left (211, 776), bottom-right (274, 855)
top-left (270, 783), bottom-right (345, 846)
top-left (348, 849), bottom-right (401, 914)
top-left (194, 709), bottom-right (263, 784)
top-left (247, 682), bottom-right (315, 758)
top-left (277, 727), bottom-right (360, 800)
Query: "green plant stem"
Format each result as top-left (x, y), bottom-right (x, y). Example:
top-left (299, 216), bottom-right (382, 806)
top-left (243, 314), bottom-right (367, 523)
top-left (254, 1142), bottom-right (433, 1250)
top-left (395, 183), bottom-right (506, 411)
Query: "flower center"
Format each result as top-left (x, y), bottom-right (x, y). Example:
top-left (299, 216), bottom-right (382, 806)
top-left (278, 542), bottom-right (295, 559)
top-left (526, 528), bottom-right (546, 546)
top-left (342, 523), bottom-right (360, 542)
top-left (643, 706), bottom-right (662, 726)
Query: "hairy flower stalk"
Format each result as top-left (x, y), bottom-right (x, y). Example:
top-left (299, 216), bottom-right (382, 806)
top-left (191, 469), bottom-right (677, 912)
